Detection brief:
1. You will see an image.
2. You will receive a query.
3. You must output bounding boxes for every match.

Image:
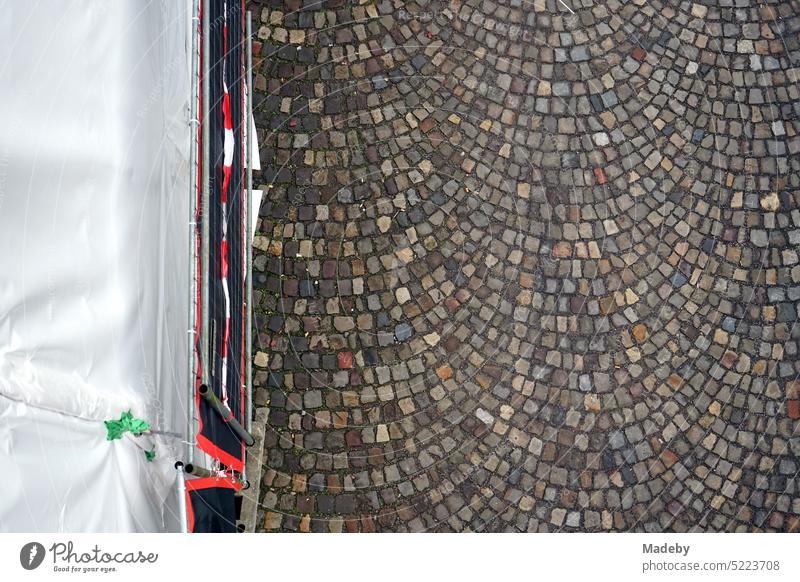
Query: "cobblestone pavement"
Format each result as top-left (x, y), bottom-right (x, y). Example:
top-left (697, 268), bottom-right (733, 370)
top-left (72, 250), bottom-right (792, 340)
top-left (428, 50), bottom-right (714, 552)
top-left (249, 0), bottom-right (800, 532)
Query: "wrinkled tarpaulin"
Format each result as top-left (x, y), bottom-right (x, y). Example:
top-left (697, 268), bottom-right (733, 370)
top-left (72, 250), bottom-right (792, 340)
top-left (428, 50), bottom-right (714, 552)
top-left (0, 0), bottom-right (193, 532)
top-left (0, 0), bottom-right (249, 533)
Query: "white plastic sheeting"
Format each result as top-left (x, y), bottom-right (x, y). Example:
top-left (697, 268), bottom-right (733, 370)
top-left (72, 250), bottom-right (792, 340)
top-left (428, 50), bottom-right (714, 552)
top-left (0, 1), bottom-right (193, 532)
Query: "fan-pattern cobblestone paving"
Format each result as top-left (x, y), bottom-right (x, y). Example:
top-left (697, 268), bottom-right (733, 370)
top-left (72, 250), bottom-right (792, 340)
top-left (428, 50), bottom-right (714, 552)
top-left (248, 0), bottom-right (800, 532)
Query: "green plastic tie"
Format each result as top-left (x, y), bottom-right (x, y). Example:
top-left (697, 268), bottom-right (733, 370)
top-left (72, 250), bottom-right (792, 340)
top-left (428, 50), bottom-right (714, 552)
top-left (104, 410), bottom-right (150, 441)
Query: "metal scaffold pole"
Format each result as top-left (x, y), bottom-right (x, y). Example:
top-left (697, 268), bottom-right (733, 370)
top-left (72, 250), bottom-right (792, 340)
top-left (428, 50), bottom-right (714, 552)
top-left (200, 0), bottom-right (211, 400)
top-left (176, 462), bottom-right (189, 533)
top-left (186, 0), bottom-right (200, 470)
top-left (180, 0), bottom-right (202, 535)
top-left (245, 11), bottom-right (254, 437)
top-left (199, 384), bottom-right (255, 446)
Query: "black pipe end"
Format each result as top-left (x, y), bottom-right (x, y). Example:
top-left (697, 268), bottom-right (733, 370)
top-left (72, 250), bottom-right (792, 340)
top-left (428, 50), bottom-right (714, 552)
top-left (199, 384), bottom-right (209, 395)
top-left (185, 463), bottom-right (196, 474)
